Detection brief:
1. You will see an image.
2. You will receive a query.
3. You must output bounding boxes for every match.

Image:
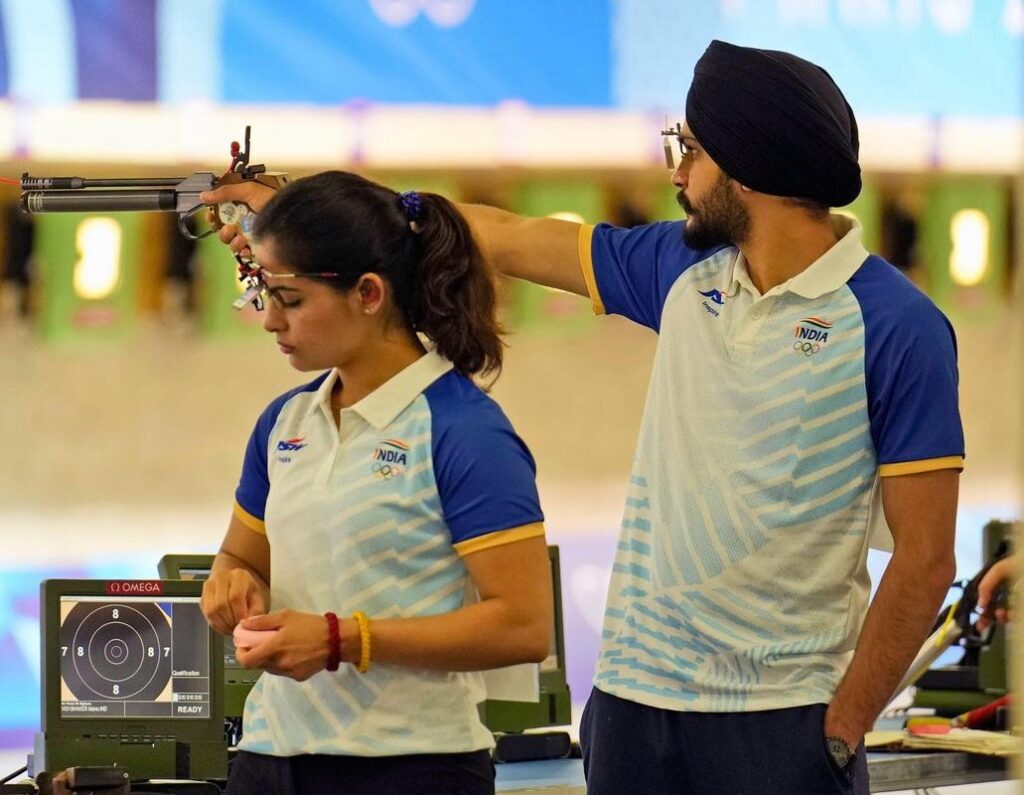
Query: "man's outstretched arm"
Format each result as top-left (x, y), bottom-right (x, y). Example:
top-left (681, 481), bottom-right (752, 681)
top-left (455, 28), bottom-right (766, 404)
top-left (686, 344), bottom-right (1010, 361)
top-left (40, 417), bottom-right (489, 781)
top-left (458, 203), bottom-right (588, 296)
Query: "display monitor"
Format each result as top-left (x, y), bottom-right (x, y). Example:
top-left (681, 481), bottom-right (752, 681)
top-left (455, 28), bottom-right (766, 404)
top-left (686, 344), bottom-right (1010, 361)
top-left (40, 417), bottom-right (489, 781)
top-left (33, 579), bottom-right (226, 780)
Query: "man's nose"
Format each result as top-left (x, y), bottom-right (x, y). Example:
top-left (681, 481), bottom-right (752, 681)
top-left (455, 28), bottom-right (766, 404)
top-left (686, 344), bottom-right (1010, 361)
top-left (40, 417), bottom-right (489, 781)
top-left (670, 160), bottom-right (689, 189)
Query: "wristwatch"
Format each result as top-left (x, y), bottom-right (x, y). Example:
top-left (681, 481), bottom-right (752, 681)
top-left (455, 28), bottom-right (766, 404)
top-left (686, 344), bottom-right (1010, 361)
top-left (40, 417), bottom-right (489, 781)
top-left (825, 736), bottom-right (854, 769)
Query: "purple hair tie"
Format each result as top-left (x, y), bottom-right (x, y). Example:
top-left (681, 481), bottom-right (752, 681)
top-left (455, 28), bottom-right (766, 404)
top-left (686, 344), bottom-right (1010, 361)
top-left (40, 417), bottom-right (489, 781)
top-left (399, 190), bottom-right (423, 224)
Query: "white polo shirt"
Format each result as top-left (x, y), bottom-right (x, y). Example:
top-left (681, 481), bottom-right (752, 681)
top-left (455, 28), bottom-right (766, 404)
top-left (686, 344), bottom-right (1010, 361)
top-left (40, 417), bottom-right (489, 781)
top-left (580, 215), bottom-right (964, 712)
top-left (232, 351), bottom-right (545, 756)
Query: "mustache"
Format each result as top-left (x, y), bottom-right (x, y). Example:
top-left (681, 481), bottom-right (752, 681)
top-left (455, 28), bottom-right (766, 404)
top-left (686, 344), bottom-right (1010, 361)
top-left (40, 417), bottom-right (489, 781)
top-left (676, 190), bottom-right (694, 215)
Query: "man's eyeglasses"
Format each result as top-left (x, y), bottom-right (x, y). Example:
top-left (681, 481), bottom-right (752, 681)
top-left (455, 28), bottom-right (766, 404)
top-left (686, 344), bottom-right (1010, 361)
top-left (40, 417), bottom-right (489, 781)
top-left (233, 256), bottom-right (342, 311)
top-left (660, 121), bottom-right (693, 170)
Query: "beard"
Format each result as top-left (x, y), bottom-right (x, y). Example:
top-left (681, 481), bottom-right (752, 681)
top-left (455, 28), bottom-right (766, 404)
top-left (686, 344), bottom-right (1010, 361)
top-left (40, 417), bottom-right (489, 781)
top-left (677, 174), bottom-right (751, 249)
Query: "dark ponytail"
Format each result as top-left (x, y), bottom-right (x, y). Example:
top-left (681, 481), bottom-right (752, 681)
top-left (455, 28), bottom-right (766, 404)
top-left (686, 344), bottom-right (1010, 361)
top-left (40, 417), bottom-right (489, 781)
top-left (251, 171), bottom-right (503, 380)
top-left (409, 192), bottom-right (503, 380)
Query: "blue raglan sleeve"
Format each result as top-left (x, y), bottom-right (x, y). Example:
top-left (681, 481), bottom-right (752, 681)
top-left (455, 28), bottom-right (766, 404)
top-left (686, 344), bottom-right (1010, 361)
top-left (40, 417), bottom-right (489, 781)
top-left (852, 262), bottom-right (965, 474)
top-left (233, 405), bottom-right (277, 533)
top-left (426, 375), bottom-right (545, 555)
top-left (233, 377), bottom-right (327, 532)
top-left (581, 221), bottom-right (723, 331)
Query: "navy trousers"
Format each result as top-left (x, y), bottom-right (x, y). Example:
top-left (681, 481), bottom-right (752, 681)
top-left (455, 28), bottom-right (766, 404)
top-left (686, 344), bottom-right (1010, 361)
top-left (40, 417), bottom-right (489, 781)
top-left (226, 748), bottom-right (494, 795)
top-left (581, 687), bottom-right (869, 795)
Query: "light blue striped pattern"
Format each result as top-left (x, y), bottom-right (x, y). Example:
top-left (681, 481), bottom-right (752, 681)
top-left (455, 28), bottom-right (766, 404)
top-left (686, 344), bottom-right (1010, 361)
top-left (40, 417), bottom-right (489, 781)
top-left (595, 254), bottom-right (875, 712)
top-left (238, 390), bottom-right (493, 756)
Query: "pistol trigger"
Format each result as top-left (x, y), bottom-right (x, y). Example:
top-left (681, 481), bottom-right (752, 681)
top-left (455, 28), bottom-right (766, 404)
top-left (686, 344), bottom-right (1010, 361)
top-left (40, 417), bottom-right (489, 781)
top-left (180, 208), bottom-right (214, 240)
top-left (178, 213), bottom-right (200, 240)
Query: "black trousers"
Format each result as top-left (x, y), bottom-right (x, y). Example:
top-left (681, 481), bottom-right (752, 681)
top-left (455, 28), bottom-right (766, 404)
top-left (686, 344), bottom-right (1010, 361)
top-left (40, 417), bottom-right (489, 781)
top-left (226, 748), bottom-right (494, 795)
top-left (581, 687), bottom-right (869, 795)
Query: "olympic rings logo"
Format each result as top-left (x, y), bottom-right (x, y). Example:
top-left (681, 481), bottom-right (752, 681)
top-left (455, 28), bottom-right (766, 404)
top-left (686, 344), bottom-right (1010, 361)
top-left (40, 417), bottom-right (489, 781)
top-left (793, 340), bottom-right (821, 356)
top-left (371, 462), bottom-right (403, 480)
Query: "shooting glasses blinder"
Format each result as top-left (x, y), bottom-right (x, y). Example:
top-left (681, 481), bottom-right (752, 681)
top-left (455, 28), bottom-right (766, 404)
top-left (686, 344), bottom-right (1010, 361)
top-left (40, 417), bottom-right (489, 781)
top-left (233, 258), bottom-right (343, 312)
top-left (660, 121), bottom-right (693, 170)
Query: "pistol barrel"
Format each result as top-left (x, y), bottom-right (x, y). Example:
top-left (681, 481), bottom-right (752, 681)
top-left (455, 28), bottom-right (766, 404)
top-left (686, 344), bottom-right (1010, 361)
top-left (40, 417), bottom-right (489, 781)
top-left (21, 189), bottom-right (179, 213)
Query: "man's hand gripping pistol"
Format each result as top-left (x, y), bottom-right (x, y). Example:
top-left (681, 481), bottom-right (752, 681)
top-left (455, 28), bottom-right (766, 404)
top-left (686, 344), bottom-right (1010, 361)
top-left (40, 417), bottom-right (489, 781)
top-left (19, 126), bottom-right (286, 240)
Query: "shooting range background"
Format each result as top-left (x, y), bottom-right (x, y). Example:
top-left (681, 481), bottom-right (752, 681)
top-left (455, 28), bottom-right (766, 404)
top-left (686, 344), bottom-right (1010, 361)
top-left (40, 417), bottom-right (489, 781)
top-left (0, 0), bottom-right (1021, 762)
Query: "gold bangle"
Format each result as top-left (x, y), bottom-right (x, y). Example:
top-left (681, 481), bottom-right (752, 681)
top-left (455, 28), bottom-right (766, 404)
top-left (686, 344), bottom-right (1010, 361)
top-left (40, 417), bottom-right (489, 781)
top-left (352, 610), bottom-right (371, 673)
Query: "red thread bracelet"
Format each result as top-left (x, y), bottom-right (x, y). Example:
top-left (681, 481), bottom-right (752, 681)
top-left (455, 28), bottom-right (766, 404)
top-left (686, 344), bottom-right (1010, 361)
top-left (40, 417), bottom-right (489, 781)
top-left (325, 612), bottom-right (341, 672)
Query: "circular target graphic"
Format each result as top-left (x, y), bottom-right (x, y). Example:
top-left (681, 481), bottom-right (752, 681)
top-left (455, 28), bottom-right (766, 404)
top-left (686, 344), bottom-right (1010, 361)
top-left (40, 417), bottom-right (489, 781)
top-left (60, 602), bottom-right (172, 702)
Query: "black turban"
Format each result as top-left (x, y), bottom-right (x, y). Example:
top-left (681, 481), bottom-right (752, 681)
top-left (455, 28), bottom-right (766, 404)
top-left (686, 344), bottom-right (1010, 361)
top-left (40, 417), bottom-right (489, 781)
top-left (685, 40), bottom-right (861, 207)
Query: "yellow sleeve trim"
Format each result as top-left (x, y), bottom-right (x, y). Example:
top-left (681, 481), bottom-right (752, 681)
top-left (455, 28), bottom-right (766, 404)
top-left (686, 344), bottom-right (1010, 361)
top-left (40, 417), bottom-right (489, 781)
top-left (233, 502), bottom-right (267, 534)
top-left (879, 456), bottom-right (964, 477)
top-left (454, 522), bottom-right (546, 557)
top-left (577, 224), bottom-right (605, 315)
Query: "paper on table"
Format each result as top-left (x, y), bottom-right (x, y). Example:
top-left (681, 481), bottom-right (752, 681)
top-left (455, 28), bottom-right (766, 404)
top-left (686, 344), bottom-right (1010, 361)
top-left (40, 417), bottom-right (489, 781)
top-left (903, 728), bottom-right (1020, 757)
top-left (865, 730), bottom-right (906, 750)
top-left (482, 662), bottom-right (540, 702)
top-left (865, 728), bottom-right (1020, 757)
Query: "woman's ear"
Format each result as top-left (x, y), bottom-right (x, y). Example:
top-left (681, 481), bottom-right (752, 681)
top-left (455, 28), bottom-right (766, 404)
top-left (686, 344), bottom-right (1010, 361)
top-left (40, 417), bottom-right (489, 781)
top-left (356, 274), bottom-right (385, 315)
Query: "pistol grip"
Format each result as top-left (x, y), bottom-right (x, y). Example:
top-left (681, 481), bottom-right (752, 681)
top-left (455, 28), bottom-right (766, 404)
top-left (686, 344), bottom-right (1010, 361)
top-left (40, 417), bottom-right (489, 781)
top-left (217, 201), bottom-right (252, 232)
top-left (208, 171), bottom-right (288, 231)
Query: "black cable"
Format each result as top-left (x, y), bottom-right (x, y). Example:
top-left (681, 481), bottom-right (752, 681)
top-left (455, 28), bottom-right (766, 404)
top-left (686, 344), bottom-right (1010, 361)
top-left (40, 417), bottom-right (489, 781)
top-left (0, 767), bottom-right (27, 785)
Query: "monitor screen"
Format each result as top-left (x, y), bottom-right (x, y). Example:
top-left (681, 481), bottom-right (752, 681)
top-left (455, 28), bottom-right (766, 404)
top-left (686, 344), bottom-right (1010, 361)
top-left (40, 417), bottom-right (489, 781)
top-left (176, 568), bottom-right (212, 580)
top-left (58, 595), bottom-right (211, 720)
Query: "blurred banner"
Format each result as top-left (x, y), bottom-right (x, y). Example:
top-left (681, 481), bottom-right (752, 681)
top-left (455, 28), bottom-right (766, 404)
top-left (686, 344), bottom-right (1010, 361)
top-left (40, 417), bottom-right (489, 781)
top-left (220, 0), bottom-right (611, 106)
top-left (0, 0), bottom-right (1019, 115)
top-left (615, 0), bottom-right (1024, 117)
top-left (0, 0), bottom-right (611, 106)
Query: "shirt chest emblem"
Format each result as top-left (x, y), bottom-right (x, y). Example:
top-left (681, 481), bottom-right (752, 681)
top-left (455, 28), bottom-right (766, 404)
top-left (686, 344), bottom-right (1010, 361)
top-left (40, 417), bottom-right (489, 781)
top-left (371, 438), bottom-right (411, 480)
top-left (792, 316), bottom-right (833, 356)
top-left (698, 288), bottom-right (726, 317)
top-left (275, 436), bottom-right (307, 463)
